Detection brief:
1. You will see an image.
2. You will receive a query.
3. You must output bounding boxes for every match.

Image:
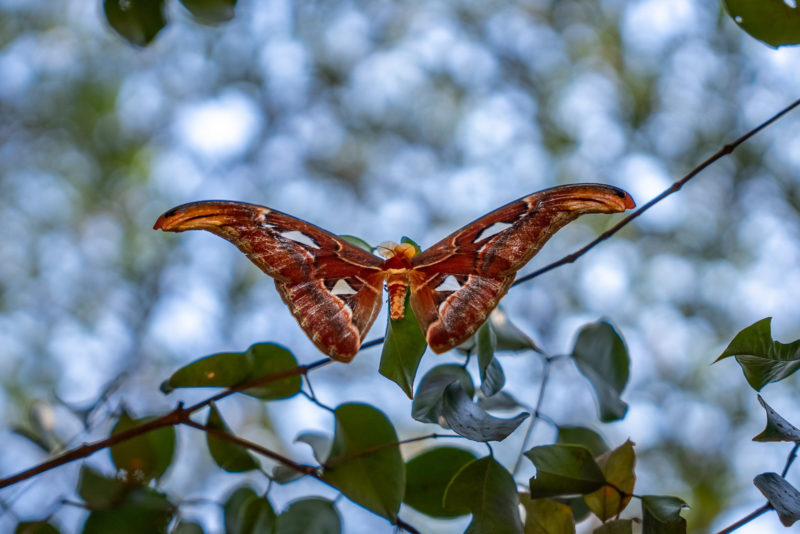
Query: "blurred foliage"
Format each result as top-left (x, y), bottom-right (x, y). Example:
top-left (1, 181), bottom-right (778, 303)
top-left (2, 0), bottom-right (800, 532)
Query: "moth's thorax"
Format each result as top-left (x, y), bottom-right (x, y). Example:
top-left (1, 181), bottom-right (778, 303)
top-left (377, 241), bottom-right (418, 319)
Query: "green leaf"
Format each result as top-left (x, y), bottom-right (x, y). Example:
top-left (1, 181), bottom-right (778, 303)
top-left (224, 487), bottom-right (257, 534)
top-left (78, 466), bottom-right (127, 510)
top-left (295, 432), bottom-right (332, 464)
top-left (404, 447), bottom-right (477, 518)
top-left (526, 444), bottom-right (606, 498)
top-left (110, 409), bottom-right (175, 483)
top-left (477, 391), bottom-right (523, 412)
top-left (276, 498), bottom-right (341, 534)
top-left (557, 426), bottom-right (609, 457)
top-left (179, 0), bottom-right (236, 24)
top-left (715, 318), bottom-right (800, 391)
top-left (640, 495), bottom-right (689, 523)
top-left (477, 321), bottom-right (504, 397)
top-left (442, 381), bottom-right (529, 442)
top-left (412, 365), bottom-right (475, 424)
top-left (583, 440), bottom-right (636, 521)
top-left (642, 495), bottom-right (687, 534)
top-left (163, 343), bottom-right (301, 400)
top-left (272, 465), bottom-right (304, 484)
top-left (443, 457), bottom-right (523, 534)
top-left (103, 0), bottom-right (166, 47)
top-left (223, 487), bottom-right (276, 534)
top-left (519, 494), bottom-right (575, 534)
top-left (82, 487), bottom-right (173, 534)
top-left (754, 395), bottom-right (800, 442)
top-left (206, 403), bottom-right (260, 472)
top-left (754, 472), bottom-right (800, 526)
top-left (174, 522), bottom-right (204, 534)
top-left (554, 497), bottom-right (591, 522)
top-left (723, 0), bottom-right (800, 47)
top-left (339, 235), bottom-right (373, 254)
top-left (593, 520), bottom-right (633, 534)
top-left (490, 308), bottom-right (540, 352)
top-left (15, 521), bottom-right (60, 534)
top-left (380, 296), bottom-right (427, 398)
top-left (571, 321), bottom-right (629, 422)
top-left (322, 404), bottom-right (404, 522)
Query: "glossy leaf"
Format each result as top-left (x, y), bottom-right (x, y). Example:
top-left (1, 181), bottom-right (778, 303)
top-left (224, 487), bottom-right (257, 534)
top-left (412, 365), bottom-right (475, 424)
top-left (110, 409), bottom-right (175, 483)
top-left (163, 343), bottom-right (301, 400)
top-left (442, 381), bottom-right (528, 442)
top-left (571, 321), bottom-right (629, 422)
top-left (753, 395), bottom-right (800, 442)
top-left (557, 426), bottom-right (609, 457)
top-left (554, 497), bottom-right (591, 522)
top-left (173, 522), bottom-right (204, 534)
top-left (477, 321), bottom-right (504, 397)
top-left (275, 498), bottom-right (341, 534)
top-left (78, 466), bottom-right (127, 510)
top-left (443, 457), bottom-right (523, 534)
top-left (640, 495), bottom-right (689, 523)
top-left (380, 297), bottom-right (428, 398)
top-left (103, 0), bottom-right (166, 46)
top-left (526, 444), bottom-right (606, 498)
top-left (322, 404), bottom-right (404, 522)
top-left (519, 494), bottom-right (575, 534)
top-left (754, 472), bottom-right (800, 526)
top-left (206, 404), bottom-right (259, 472)
top-left (272, 465), bottom-right (304, 484)
top-left (15, 521), bottom-right (60, 534)
top-left (723, 0), bottom-right (800, 47)
top-left (716, 318), bottom-right (800, 391)
top-left (404, 447), bottom-right (477, 518)
top-left (593, 520), bottom-right (633, 534)
top-left (224, 487), bottom-right (276, 534)
top-left (490, 308), bottom-right (540, 352)
top-left (477, 391), bottom-right (523, 412)
top-left (179, 0), bottom-right (236, 24)
top-left (295, 432), bottom-right (332, 464)
top-left (82, 487), bottom-right (173, 534)
top-left (338, 235), bottom-right (373, 254)
top-left (583, 440), bottom-right (636, 521)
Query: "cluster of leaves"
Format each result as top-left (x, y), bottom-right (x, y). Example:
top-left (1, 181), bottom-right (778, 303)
top-left (715, 318), bottom-right (800, 527)
top-left (104, 0), bottom-right (800, 49)
top-left (103, 0), bottom-right (237, 46)
top-left (11, 308), bottom-right (692, 533)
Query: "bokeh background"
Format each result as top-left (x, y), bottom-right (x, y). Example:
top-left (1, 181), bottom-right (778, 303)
top-left (2, 0), bottom-right (800, 532)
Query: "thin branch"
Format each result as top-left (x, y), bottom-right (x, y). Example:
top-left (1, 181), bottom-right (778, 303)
top-left (512, 354), bottom-right (553, 476)
top-left (714, 441), bottom-right (800, 533)
top-left (715, 503), bottom-right (772, 534)
top-left (781, 442), bottom-right (800, 477)
top-left (184, 420), bottom-right (421, 534)
top-left (514, 97), bottom-right (800, 286)
top-left (182, 420), bottom-right (318, 477)
top-left (0, 359), bottom-right (330, 490)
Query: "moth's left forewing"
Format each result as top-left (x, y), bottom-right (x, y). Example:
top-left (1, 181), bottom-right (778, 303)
top-left (155, 200), bottom-right (386, 362)
top-left (409, 184), bottom-right (634, 354)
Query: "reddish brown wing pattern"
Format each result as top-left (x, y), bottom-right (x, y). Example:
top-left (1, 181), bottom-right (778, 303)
top-left (154, 184), bottom-right (635, 362)
top-left (154, 201), bottom-right (385, 362)
top-left (410, 184), bottom-right (635, 353)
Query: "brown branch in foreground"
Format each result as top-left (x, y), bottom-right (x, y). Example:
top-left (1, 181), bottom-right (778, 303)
top-left (716, 441), bottom-right (800, 534)
top-left (0, 358), bottom-right (331, 490)
top-left (514, 97), bottom-right (800, 286)
top-left (184, 421), bottom-right (425, 534)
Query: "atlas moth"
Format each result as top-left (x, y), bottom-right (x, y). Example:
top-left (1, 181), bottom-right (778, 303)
top-left (155, 184), bottom-right (635, 362)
